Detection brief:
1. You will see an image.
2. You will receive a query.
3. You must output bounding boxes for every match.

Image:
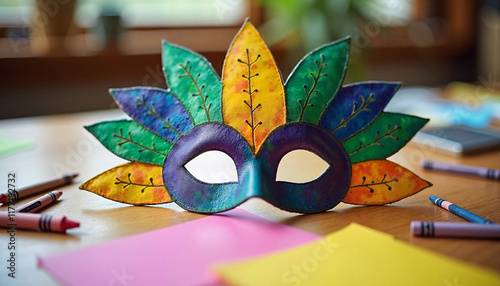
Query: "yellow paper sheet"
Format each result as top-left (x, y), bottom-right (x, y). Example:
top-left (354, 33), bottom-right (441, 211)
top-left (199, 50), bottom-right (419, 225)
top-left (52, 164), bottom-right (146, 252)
top-left (214, 223), bottom-right (500, 286)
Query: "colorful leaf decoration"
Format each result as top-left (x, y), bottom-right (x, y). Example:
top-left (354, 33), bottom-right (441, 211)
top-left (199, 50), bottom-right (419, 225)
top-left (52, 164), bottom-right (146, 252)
top-left (162, 40), bottom-right (222, 125)
top-left (110, 87), bottom-right (193, 143)
top-left (80, 162), bottom-right (172, 205)
top-left (80, 19), bottom-right (432, 214)
top-left (342, 112), bottom-right (428, 164)
top-left (320, 82), bottom-right (400, 141)
top-left (222, 19), bottom-right (286, 154)
top-left (343, 160), bottom-right (431, 205)
top-left (285, 37), bottom-right (350, 124)
top-left (85, 120), bottom-right (172, 166)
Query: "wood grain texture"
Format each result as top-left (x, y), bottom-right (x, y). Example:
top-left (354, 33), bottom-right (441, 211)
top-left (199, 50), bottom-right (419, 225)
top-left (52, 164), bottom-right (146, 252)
top-left (0, 110), bottom-right (499, 285)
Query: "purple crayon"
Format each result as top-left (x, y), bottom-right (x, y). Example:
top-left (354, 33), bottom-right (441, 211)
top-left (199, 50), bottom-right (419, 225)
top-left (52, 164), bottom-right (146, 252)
top-left (411, 221), bottom-right (500, 239)
top-left (422, 160), bottom-right (500, 181)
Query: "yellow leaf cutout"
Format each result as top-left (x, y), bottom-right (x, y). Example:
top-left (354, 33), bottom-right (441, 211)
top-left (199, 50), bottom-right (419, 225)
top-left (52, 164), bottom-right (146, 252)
top-left (343, 160), bottom-right (431, 205)
top-left (80, 162), bottom-right (172, 205)
top-left (222, 19), bottom-right (286, 154)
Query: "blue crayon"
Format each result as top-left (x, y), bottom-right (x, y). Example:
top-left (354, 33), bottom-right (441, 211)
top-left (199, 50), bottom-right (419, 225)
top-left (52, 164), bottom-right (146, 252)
top-left (429, 195), bottom-right (494, 224)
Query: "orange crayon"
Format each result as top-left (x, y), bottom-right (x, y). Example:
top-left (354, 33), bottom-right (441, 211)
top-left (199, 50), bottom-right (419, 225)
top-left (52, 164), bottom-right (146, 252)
top-left (0, 173), bottom-right (77, 204)
top-left (16, 191), bottom-right (62, 213)
top-left (0, 212), bottom-right (79, 233)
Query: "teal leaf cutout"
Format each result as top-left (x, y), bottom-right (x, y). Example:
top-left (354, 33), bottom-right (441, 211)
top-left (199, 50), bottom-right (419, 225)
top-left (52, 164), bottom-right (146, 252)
top-left (342, 112), bottom-right (428, 164)
top-left (285, 37), bottom-right (350, 124)
top-left (86, 120), bottom-right (172, 166)
top-left (162, 40), bottom-right (222, 125)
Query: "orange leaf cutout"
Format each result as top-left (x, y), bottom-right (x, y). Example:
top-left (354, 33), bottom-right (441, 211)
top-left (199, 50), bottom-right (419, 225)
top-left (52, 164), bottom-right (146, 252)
top-left (343, 160), bottom-right (431, 205)
top-left (80, 162), bottom-right (172, 205)
top-left (222, 19), bottom-right (286, 154)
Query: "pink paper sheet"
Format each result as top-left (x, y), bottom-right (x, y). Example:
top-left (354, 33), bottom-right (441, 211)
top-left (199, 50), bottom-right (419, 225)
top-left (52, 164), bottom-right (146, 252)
top-left (39, 209), bottom-right (319, 286)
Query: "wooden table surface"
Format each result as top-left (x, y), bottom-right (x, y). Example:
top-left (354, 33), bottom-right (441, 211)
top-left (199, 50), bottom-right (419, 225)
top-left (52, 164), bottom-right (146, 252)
top-left (0, 109), bottom-right (499, 285)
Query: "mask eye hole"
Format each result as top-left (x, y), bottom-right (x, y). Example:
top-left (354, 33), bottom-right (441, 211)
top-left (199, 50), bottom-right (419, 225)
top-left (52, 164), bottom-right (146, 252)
top-left (183, 150), bottom-right (238, 184)
top-left (276, 149), bottom-right (330, 184)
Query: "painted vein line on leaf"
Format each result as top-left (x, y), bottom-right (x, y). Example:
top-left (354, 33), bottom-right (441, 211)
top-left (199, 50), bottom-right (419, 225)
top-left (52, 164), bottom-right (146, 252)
top-left (347, 123), bottom-right (401, 156)
top-left (238, 48), bottom-right (262, 152)
top-left (332, 93), bottom-right (376, 133)
top-left (350, 174), bottom-right (398, 193)
top-left (298, 54), bottom-right (328, 121)
top-left (135, 95), bottom-right (181, 138)
top-left (178, 61), bottom-right (212, 122)
top-left (115, 173), bottom-right (163, 193)
top-left (113, 128), bottom-right (169, 156)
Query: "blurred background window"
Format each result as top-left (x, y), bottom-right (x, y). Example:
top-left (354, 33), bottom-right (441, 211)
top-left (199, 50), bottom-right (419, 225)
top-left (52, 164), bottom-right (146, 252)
top-left (76, 0), bottom-right (249, 28)
top-left (0, 0), bottom-right (33, 27)
top-left (0, 0), bottom-right (250, 28)
top-left (0, 0), bottom-right (498, 120)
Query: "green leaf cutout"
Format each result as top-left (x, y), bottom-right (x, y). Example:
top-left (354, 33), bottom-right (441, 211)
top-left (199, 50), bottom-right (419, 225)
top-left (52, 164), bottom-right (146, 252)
top-left (285, 37), bottom-right (350, 124)
top-left (162, 40), bottom-right (222, 125)
top-left (342, 112), bottom-right (428, 164)
top-left (85, 120), bottom-right (172, 166)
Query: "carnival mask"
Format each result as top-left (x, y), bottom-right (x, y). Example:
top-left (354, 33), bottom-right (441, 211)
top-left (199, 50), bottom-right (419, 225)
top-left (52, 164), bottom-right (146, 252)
top-left (81, 19), bottom-right (431, 214)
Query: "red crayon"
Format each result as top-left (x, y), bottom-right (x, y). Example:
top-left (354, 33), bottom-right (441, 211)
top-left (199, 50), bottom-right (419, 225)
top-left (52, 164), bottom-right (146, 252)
top-left (0, 173), bottom-right (78, 204)
top-left (0, 212), bottom-right (80, 233)
top-left (16, 191), bottom-right (63, 213)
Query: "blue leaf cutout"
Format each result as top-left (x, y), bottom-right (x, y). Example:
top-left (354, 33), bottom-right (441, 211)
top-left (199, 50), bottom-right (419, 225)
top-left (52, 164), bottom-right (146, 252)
top-left (110, 87), bottom-right (194, 143)
top-left (319, 81), bottom-right (400, 142)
